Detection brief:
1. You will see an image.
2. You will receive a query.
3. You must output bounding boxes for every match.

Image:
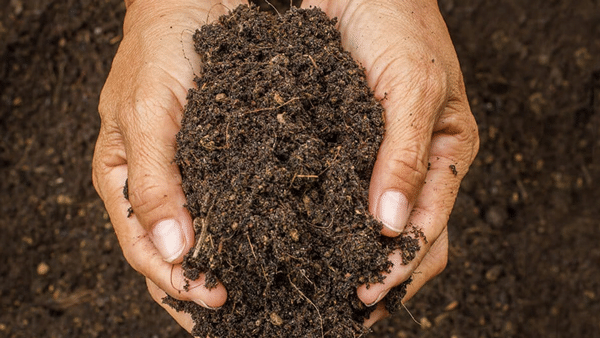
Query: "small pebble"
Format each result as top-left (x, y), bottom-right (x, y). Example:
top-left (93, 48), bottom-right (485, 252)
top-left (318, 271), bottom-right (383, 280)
top-left (270, 312), bottom-right (283, 326)
top-left (37, 262), bottom-right (49, 275)
top-left (444, 300), bottom-right (459, 311)
top-left (276, 113), bottom-right (285, 124)
top-left (215, 93), bottom-right (227, 102)
top-left (419, 317), bottom-right (432, 329)
top-left (485, 265), bottom-right (503, 282)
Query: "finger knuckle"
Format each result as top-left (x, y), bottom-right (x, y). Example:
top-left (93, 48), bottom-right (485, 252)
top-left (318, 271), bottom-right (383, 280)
top-left (91, 139), bottom-right (109, 199)
top-left (386, 149), bottom-right (428, 192)
top-left (374, 54), bottom-right (449, 109)
top-left (421, 251), bottom-right (448, 278)
top-left (435, 252), bottom-right (449, 276)
top-left (403, 57), bottom-right (449, 103)
top-left (121, 234), bottom-right (153, 274)
top-left (128, 176), bottom-right (170, 217)
top-left (455, 111), bottom-right (480, 164)
top-left (468, 115), bottom-right (481, 161)
top-left (91, 164), bottom-right (101, 196)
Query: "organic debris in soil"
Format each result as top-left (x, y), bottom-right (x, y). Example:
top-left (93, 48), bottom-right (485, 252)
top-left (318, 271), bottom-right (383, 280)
top-left (167, 5), bottom-right (423, 338)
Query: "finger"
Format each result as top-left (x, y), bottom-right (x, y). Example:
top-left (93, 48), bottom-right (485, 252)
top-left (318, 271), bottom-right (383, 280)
top-left (359, 234), bottom-right (446, 327)
top-left (94, 154), bottom-right (227, 308)
top-left (403, 228), bottom-right (449, 303)
top-left (117, 78), bottom-right (195, 264)
top-left (146, 278), bottom-right (196, 334)
top-left (358, 102), bottom-right (475, 299)
top-left (363, 302), bottom-right (389, 328)
top-left (358, 227), bottom-right (448, 306)
top-left (369, 68), bottom-right (451, 237)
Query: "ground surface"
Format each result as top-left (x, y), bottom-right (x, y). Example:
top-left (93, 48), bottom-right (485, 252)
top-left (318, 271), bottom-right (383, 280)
top-left (1, 0), bottom-right (599, 337)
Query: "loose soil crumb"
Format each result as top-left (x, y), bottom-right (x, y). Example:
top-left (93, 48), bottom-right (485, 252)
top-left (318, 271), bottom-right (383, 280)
top-left (168, 5), bottom-right (422, 338)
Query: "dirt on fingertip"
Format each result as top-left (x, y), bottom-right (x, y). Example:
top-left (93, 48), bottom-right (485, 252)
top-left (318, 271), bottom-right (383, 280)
top-left (168, 5), bottom-right (423, 338)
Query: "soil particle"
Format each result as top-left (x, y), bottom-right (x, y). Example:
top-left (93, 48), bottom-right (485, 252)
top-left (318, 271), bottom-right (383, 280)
top-left (168, 5), bottom-right (422, 338)
top-left (449, 164), bottom-right (458, 176)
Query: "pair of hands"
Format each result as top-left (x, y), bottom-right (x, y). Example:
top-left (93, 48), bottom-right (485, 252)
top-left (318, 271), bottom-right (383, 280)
top-left (93, 0), bottom-right (479, 332)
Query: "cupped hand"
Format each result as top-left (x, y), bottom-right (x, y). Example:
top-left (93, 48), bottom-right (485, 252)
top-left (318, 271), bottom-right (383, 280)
top-left (93, 0), bottom-right (247, 331)
top-left (95, 0), bottom-right (479, 332)
top-left (301, 0), bottom-right (480, 326)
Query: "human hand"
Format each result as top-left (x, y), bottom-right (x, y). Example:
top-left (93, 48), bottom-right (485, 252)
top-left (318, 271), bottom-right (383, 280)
top-left (301, 0), bottom-right (479, 325)
top-left (93, 0), bottom-right (247, 331)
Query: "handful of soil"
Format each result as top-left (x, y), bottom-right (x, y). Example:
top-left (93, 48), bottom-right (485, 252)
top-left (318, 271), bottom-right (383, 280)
top-left (168, 5), bottom-right (422, 338)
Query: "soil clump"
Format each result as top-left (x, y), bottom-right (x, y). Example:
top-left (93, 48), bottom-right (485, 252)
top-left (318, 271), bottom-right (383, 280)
top-left (168, 5), bottom-right (422, 338)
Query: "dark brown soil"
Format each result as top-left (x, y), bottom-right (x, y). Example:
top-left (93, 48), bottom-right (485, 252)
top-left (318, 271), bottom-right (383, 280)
top-left (1, 0), bottom-right (599, 338)
top-left (167, 6), bottom-right (420, 337)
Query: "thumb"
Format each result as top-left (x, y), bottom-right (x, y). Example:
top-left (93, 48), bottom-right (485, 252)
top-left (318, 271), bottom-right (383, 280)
top-left (121, 86), bottom-right (194, 263)
top-left (368, 64), bottom-right (448, 236)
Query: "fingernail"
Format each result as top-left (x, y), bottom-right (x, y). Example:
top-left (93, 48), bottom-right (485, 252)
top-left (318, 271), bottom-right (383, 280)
top-left (367, 289), bottom-right (390, 307)
top-left (377, 190), bottom-right (410, 233)
top-left (151, 219), bottom-right (185, 263)
top-left (194, 298), bottom-right (220, 310)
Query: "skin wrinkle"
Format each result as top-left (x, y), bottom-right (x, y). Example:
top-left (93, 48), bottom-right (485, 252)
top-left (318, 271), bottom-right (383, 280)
top-left (342, 3), bottom-right (454, 105)
top-left (124, 129), bottom-right (170, 173)
top-left (337, 0), bottom-right (367, 53)
top-left (415, 228), bottom-right (448, 277)
top-left (125, 1), bottom-right (234, 40)
top-left (433, 104), bottom-right (469, 135)
top-left (412, 186), bottom-right (457, 221)
top-left (120, 96), bottom-right (179, 161)
top-left (125, 233), bottom-right (155, 274)
top-left (150, 60), bottom-right (192, 106)
top-left (383, 154), bottom-right (428, 198)
top-left (434, 134), bottom-right (478, 169)
top-left (130, 179), bottom-right (168, 212)
top-left (92, 135), bottom-right (126, 200)
top-left (387, 210), bottom-right (448, 280)
top-left (431, 123), bottom-right (480, 167)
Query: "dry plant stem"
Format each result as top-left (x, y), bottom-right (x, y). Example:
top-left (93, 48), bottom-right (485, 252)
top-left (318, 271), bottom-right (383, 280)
top-left (288, 275), bottom-right (324, 338)
top-left (401, 301), bottom-right (422, 326)
top-left (192, 203), bottom-right (214, 259)
top-left (247, 97), bottom-right (299, 114)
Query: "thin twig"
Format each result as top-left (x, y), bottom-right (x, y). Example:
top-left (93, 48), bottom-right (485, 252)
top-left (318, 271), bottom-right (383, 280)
top-left (288, 275), bottom-right (324, 338)
top-left (246, 233), bottom-right (257, 261)
top-left (264, 0), bottom-right (282, 18)
top-left (192, 203), bottom-right (215, 259)
top-left (247, 233), bottom-right (268, 281)
top-left (247, 97), bottom-right (299, 114)
top-left (306, 54), bottom-right (318, 68)
top-left (401, 301), bottom-right (422, 326)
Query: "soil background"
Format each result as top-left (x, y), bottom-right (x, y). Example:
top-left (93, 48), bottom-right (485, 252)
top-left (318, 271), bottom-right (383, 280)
top-left (1, 0), bottom-right (599, 337)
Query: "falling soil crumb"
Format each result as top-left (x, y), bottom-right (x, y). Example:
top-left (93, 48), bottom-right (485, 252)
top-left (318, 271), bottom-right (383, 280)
top-left (449, 164), bottom-right (458, 176)
top-left (122, 179), bottom-right (134, 217)
top-left (167, 5), bottom-right (423, 338)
